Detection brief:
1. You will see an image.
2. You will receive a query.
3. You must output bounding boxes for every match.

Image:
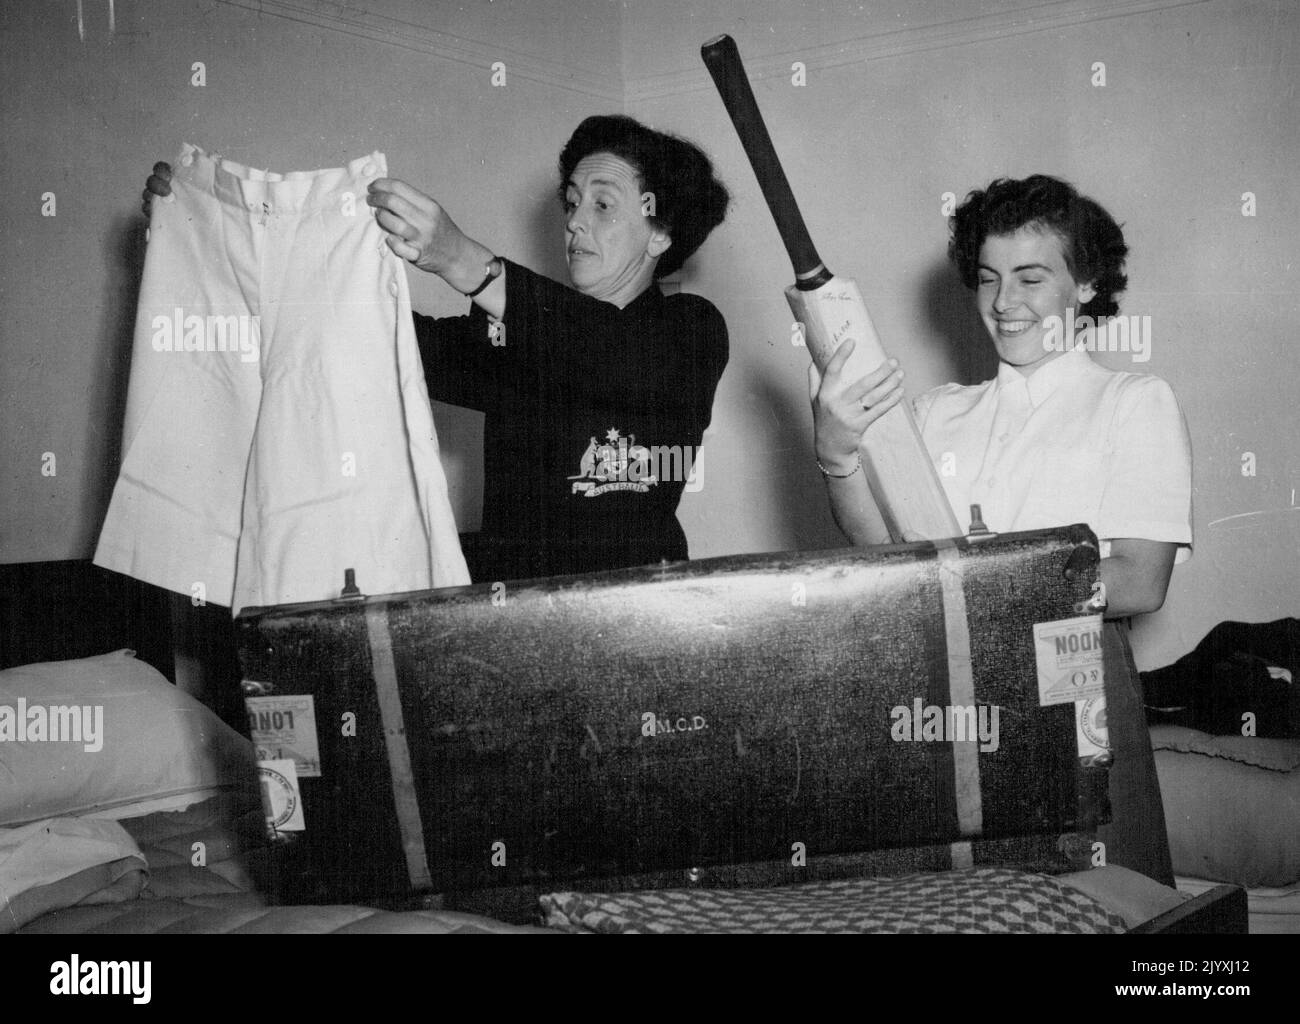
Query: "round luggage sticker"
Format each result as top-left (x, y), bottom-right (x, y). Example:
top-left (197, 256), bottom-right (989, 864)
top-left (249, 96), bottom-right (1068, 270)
top-left (1081, 696), bottom-right (1108, 748)
top-left (257, 761), bottom-right (305, 831)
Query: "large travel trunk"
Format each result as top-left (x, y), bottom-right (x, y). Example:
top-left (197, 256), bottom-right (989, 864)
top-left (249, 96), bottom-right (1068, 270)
top-left (235, 525), bottom-right (1110, 912)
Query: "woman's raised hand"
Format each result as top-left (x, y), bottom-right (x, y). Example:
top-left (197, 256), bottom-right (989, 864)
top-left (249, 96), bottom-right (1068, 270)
top-left (808, 337), bottom-right (905, 474)
top-left (366, 178), bottom-right (472, 278)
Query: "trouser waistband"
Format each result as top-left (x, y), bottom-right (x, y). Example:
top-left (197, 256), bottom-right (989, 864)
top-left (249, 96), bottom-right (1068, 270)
top-left (171, 142), bottom-right (385, 214)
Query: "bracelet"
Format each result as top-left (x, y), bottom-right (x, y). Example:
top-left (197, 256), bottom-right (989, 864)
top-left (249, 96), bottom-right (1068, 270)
top-left (816, 452), bottom-right (862, 479)
top-left (464, 256), bottom-right (503, 298)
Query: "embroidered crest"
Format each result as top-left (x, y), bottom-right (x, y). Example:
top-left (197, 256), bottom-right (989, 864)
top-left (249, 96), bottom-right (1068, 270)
top-left (570, 428), bottom-right (658, 497)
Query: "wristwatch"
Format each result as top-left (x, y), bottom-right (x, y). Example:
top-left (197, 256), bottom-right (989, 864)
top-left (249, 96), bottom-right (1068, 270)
top-left (465, 257), bottom-right (503, 297)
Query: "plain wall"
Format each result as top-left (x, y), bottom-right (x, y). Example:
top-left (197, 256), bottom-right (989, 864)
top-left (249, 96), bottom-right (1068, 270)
top-left (3, 0), bottom-right (1296, 670)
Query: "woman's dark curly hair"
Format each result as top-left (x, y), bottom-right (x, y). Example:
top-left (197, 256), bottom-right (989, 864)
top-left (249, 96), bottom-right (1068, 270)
top-left (948, 175), bottom-right (1128, 319)
top-left (557, 114), bottom-right (729, 279)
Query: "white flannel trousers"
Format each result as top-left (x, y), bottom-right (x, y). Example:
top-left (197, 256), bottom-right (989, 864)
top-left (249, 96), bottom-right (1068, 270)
top-left (94, 144), bottom-right (469, 612)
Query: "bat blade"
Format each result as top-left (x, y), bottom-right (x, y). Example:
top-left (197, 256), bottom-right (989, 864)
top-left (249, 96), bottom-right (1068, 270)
top-left (784, 276), bottom-right (886, 375)
top-left (787, 278), bottom-right (961, 541)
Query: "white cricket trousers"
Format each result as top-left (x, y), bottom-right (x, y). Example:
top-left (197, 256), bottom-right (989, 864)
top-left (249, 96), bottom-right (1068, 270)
top-left (94, 144), bottom-right (469, 613)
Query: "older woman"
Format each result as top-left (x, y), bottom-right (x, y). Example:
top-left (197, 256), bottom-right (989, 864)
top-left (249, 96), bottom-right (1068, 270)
top-left (811, 175), bottom-right (1191, 618)
top-left (374, 115), bottom-right (730, 582)
top-left (146, 115), bottom-right (730, 582)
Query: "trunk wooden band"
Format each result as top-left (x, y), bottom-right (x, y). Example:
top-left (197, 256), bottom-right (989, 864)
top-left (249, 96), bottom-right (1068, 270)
top-left (935, 541), bottom-right (984, 839)
top-left (365, 603), bottom-right (433, 891)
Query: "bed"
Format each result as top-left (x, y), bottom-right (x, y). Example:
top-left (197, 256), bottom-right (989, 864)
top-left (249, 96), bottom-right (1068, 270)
top-left (1140, 619), bottom-right (1300, 935)
top-left (1153, 724), bottom-right (1300, 935)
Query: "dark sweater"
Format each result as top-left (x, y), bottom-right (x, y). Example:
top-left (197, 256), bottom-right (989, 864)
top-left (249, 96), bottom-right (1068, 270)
top-left (414, 259), bottom-right (728, 582)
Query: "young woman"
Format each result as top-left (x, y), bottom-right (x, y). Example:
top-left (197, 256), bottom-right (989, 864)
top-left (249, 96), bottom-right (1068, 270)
top-left (146, 115), bottom-right (731, 582)
top-left (811, 175), bottom-right (1191, 882)
top-left (810, 175), bottom-right (1192, 618)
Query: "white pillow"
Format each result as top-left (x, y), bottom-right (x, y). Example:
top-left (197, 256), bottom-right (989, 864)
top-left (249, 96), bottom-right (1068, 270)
top-left (0, 650), bottom-right (256, 826)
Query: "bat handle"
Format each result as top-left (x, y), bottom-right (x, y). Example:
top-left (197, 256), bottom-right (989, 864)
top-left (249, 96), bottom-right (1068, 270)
top-left (701, 34), bottom-right (831, 290)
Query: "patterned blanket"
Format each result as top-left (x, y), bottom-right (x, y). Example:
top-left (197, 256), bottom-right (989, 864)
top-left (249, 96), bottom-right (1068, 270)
top-left (541, 867), bottom-right (1130, 934)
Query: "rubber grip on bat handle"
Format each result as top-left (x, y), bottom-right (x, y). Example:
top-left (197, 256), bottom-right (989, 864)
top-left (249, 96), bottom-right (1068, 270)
top-left (701, 34), bottom-right (829, 288)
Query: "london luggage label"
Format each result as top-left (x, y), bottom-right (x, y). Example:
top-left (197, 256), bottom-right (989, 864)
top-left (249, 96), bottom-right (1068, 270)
top-left (245, 693), bottom-right (321, 777)
top-left (1032, 614), bottom-right (1107, 706)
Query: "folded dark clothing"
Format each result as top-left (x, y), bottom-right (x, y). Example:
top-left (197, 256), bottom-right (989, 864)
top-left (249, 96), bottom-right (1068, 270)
top-left (1141, 618), bottom-right (1300, 738)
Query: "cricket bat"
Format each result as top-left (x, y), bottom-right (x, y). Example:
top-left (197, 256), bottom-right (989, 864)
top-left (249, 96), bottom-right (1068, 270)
top-left (701, 34), bottom-right (962, 542)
